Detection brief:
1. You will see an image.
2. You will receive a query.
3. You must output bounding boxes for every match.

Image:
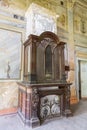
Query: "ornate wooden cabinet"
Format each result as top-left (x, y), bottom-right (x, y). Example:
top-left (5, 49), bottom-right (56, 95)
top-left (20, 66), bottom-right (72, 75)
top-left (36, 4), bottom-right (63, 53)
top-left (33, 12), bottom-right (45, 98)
top-left (18, 31), bottom-right (72, 128)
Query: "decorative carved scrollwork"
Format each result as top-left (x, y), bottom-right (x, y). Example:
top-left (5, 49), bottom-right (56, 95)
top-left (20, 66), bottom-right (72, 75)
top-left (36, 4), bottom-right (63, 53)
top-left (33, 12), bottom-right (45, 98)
top-left (65, 86), bottom-right (71, 109)
top-left (32, 88), bottom-right (39, 118)
top-left (40, 95), bottom-right (60, 119)
top-left (40, 38), bottom-right (57, 50)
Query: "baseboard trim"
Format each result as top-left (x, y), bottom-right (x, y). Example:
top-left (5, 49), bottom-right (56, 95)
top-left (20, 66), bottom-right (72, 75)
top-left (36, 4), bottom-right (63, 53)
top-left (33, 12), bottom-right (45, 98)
top-left (0, 107), bottom-right (18, 116)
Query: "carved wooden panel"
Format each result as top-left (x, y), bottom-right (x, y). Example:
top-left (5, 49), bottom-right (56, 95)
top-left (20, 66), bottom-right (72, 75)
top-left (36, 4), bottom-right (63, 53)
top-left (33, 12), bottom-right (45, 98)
top-left (40, 95), bottom-right (60, 119)
top-left (23, 31), bottom-right (66, 83)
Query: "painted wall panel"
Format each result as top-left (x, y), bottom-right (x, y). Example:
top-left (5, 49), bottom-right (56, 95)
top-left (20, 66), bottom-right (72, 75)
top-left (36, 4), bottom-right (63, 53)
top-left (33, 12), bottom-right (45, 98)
top-left (0, 29), bottom-right (21, 79)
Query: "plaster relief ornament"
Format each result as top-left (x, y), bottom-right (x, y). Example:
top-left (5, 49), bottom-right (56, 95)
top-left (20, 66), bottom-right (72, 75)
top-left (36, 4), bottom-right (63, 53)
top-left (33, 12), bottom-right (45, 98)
top-left (74, 19), bottom-right (80, 31)
top-left (80, 19), bottom-right (86, 33)
top-left (67, 0), bottom-right (76, 9)
top-left (58, 14), bottom-right (66, 27)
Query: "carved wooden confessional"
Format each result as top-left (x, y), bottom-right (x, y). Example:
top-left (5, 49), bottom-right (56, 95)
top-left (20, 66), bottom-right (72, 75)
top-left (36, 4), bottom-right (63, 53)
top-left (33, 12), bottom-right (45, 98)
top-left (18, 31), bottom-right (72, 128)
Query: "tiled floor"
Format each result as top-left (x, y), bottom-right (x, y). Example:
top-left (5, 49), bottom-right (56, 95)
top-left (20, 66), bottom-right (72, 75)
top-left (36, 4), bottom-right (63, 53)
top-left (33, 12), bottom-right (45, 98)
top-left (0, 100), bottom-right (87, 130)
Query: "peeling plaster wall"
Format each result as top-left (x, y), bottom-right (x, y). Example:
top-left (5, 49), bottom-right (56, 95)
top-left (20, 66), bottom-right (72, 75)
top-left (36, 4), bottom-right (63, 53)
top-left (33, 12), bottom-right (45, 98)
top-left (0, 82), bottom-right (18, 110)
top-left (0, 8), bottom-right (25, 112)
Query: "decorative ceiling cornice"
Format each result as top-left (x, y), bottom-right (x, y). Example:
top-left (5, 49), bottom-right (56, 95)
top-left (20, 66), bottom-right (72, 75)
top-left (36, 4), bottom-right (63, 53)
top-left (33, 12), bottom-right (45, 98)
top-left (31, 0), bottom-right (68, 17)
top-left (0, 0), bottom-right (87, 15)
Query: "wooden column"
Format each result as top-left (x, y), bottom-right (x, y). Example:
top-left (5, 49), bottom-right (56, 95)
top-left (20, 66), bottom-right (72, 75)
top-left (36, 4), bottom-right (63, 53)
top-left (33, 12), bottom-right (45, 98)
top-left (24, 35), bottom-right (37, 83)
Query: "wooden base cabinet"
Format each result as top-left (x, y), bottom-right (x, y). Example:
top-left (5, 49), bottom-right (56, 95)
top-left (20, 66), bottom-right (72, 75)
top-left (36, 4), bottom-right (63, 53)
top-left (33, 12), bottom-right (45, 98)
top-left (18, 82), bottom-right (72, 128)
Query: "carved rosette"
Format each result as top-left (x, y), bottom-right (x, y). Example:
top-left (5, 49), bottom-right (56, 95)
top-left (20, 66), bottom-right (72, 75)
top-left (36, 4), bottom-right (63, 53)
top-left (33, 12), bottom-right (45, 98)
top-left (31, 87), bottom-right (39, 118)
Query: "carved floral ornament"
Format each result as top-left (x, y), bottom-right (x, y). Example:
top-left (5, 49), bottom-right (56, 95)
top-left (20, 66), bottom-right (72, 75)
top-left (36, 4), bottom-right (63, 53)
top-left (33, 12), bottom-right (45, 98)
top-left (40, 38), bottom-right (57, 50)
top-left (40, 95), bottom-right (60, 119)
